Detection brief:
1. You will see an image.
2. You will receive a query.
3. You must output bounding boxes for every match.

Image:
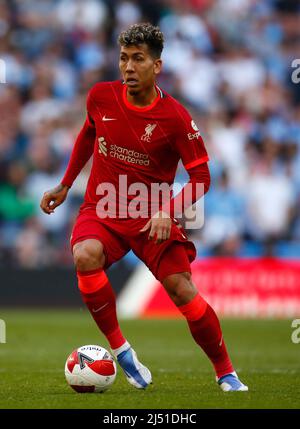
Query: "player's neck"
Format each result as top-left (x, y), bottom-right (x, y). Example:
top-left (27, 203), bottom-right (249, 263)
top-left (126, 85), bottom-right (158, 108)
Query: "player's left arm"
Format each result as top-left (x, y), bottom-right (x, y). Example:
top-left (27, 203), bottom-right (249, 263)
top-left (140, 162), bottom-right (210, 244)
top-left (140, 106), bottom-right (210, 244)
top-left (166, 161), bottom-right (210, 219)
top-left (166, 104), bottom-right (210, 218)
top-left (140, 210), bottom-right (173, 244)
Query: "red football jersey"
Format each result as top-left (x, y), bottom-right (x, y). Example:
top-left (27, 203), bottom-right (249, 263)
top-left (63, 80), bottom-right (209, 218)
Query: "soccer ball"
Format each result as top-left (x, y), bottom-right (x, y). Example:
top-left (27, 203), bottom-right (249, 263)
top-left (65, 345), bottom-right (117, 393)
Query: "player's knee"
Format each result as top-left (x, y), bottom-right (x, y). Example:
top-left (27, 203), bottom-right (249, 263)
top-left (163, 272), bottom-right (197, 306)
top-left (73, 240), bottom-right (105, 271)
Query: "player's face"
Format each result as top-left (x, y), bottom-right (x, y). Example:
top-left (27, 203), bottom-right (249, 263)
top-left (119, 44), bottom-right (162, 95)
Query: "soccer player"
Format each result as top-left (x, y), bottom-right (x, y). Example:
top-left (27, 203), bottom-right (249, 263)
top-left (40, 23), bottom-right (248, 392)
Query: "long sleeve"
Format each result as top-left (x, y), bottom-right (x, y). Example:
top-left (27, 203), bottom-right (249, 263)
top-left (61, 117), bottom-right (96, 188)
top-left (162, 162), bottom-right (210, 218)
top-left (162, 101), bottom-right (210, 219)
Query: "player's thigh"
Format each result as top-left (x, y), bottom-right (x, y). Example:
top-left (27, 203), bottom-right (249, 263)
top-left (131, 221), bottom-right (196, 282)
top-left (157, 242), bottom-right (192, 283)
top-left (71, 210), bottom-right (130, 270)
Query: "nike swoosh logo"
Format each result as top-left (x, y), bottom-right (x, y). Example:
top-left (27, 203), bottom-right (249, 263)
top-left (92, 303), bottom-right (109, 313)
top-left (102, 115), bottom-right (117, 121)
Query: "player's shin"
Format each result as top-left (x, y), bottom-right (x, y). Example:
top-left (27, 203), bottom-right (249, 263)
top-left (77, 268), bottom-right (126, 349)
top-left (178, 294), bottom-right (234, 378)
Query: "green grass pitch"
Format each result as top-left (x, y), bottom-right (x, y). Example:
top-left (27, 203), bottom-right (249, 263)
top-left (0, 309), bottom-right (299, 409)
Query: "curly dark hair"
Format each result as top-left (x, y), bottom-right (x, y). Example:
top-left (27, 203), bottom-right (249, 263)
top-left (118, 23), bottom-right (164, 59)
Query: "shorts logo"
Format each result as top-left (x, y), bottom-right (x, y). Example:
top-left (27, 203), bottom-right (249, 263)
top-left (98, 137), bottom-right (107, 156)
top-left (141, 123), bottom-right (157, 142)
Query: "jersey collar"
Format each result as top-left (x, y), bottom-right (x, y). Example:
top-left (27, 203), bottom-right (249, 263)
top-left (122, 83), bottom-right (162, 112)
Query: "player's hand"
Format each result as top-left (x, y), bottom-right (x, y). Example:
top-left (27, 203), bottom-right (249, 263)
top-left (140, 211), bottom-right (172, 244)
top-left (40, 183), bottom-right (69, 215)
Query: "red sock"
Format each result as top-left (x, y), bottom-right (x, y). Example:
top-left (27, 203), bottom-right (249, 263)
top-left (179, 294), bottom-right (234, 378)
top-left (77, 268), bottom-right (126, 349)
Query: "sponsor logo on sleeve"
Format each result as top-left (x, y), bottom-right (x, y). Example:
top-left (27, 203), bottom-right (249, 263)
top-left (188, 120), bottom-right (201, 140)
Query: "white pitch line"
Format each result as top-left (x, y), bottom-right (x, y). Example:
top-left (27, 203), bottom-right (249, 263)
top-left (117, 263), bottom-right (159, 318)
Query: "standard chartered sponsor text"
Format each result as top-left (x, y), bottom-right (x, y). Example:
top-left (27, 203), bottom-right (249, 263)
top-left (110, 144), bottom-right (149, 166)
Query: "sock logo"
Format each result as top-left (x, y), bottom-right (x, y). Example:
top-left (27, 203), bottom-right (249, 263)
top-left (92, 302), bottom-right (109, 313)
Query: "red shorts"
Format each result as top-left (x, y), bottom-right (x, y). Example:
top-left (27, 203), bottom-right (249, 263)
top-left (70, 205), bottom-right (196, 282)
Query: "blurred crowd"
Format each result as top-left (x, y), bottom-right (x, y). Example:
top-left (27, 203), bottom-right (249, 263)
top-left (0, 0), bottom-right (300, 268)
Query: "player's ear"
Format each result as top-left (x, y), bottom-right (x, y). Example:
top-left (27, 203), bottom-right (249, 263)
top-left (153, 58), bottom-right (162, 76)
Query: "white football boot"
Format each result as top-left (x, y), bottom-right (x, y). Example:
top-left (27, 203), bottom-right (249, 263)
top-left (112, 341), bottom-right (152, 389)
top-left (217, 371), bottom-right (249, 392)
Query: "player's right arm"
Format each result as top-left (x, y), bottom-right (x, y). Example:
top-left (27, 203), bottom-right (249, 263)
top-left (60, 114), bottom-right (96, 190)
top-left (40, 92), bottom-right (97, 214)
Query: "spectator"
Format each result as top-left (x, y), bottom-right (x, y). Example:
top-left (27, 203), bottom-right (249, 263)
top-left (0, 0), bottom-right (299, 267)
